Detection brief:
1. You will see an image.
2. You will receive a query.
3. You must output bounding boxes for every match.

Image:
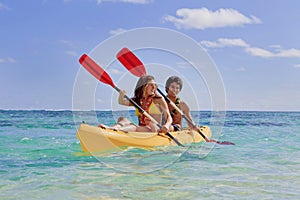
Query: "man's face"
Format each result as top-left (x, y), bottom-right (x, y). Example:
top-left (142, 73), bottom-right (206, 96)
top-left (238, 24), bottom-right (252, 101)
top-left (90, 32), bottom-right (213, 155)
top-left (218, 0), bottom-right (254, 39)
top-left (168, 82), bottom-right (181, 97)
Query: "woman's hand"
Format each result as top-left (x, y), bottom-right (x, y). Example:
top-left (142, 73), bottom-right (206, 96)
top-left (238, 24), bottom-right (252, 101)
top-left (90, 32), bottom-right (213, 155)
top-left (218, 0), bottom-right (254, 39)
top-left (120, 90), bottom-right (126, 97)
top-left (118, 90), bottom-right (129, 105)
top-left (159, 125), bottom-right (169, 134)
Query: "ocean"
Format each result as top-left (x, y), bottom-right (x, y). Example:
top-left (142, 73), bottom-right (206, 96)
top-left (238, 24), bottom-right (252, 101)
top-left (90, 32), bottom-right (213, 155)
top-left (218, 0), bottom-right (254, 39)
top-left (0, 110), bottom-right (299, 199)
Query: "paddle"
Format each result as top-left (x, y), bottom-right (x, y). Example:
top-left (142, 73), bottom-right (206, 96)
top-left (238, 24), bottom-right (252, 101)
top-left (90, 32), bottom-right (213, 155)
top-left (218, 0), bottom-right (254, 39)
top-left (117, 48), bottom-right (235, 145)
top-left (79, 54), bottom-right (184, 147)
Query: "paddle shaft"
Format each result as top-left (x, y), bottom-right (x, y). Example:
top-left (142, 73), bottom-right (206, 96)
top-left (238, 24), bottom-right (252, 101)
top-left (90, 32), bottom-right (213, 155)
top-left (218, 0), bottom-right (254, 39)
top-left (156, 89), bottom-right (210, 142)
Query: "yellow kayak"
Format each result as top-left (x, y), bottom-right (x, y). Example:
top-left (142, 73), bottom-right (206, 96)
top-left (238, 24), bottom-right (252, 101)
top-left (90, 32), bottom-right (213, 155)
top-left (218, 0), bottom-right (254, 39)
top-left (76, 123), bottom-right (212, 153)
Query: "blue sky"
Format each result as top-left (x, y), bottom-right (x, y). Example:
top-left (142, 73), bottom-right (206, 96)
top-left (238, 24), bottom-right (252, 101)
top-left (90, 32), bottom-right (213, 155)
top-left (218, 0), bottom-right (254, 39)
top-left (1, 0), bottom-right (300, 111)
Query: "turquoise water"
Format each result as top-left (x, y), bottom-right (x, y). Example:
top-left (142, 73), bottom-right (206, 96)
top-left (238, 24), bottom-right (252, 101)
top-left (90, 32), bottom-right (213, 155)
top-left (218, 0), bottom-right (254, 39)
top-left (0, 110), bottom-right (299, 199)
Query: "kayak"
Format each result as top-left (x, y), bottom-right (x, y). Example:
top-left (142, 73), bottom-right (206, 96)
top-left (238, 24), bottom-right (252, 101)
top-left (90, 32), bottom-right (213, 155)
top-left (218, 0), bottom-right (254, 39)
top-left (76, 123), bottom-right (212, 153)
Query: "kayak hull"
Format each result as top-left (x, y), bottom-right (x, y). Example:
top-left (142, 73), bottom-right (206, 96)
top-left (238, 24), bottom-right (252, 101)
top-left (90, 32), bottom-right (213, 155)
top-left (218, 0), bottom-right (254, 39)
top-left (76, 123), bottom-right (212, 152)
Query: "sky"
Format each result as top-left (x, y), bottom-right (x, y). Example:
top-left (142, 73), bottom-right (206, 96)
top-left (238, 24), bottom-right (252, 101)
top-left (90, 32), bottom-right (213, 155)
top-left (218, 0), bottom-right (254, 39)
top-left (1, 0), bottom-right (300, 111)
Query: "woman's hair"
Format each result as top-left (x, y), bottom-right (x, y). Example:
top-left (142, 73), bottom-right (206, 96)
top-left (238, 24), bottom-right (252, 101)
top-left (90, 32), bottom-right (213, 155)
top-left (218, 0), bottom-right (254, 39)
top-left (133, 75), bottom-right (157, 105)
top-left (165, 76), bottom-right (183, 93)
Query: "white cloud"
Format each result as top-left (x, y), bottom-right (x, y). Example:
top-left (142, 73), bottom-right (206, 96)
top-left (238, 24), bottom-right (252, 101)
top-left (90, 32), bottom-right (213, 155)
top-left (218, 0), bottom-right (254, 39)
top-left (62, 0), bottom-right (151, 5)
top-left (175, 61), bottom-right (192, 69)
top-left (109, 68), bottom-right (123, 74)
top-left (0, 3), bottom-right (9, 11)
top-left (294, 64), bottom-right (300, 68)
top-left (164, 8), bottom-right (261, 30)
top-left (96, 98), bottom-right (104, 103)
top-left (60, 40), bottom-right (75, 47)
top-left (121, 0), bottom-right (151, 3)
top-left (269, 45), bottom-right (281, 49)
top-left (236, 67), bottom-right (246, 72)
top-left (7, 57), bottom-right (16, 63)
top-left (245, 47), bottom-right (300, 58)
top-left (61, 40), bottom-right (78, 57)
top-left (202, 38), bottom-right (300, 58)
top-left (245, 47), bottom-right (274, 58)
top-left (96, 0), bottom-right (151, 4)
top-left (0, 57), bottom-right (16, 64)
top-left (201, 38), bottom-right (249, 48)
top-left (276, 48), bottom-right (300, 58)
top-left (65, 51), bottom-right (78, 57)
top-left (109, 28), bottom-right (128, 36)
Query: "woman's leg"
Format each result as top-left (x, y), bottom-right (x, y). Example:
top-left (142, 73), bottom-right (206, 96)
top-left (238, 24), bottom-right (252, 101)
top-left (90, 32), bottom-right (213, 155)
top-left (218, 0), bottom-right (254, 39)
top-left (98, 117), bottom-right (136, 131)
top-left (112, 117), bottom-right (138, 132)
top-left (111, 117), bottom-right (133, 128)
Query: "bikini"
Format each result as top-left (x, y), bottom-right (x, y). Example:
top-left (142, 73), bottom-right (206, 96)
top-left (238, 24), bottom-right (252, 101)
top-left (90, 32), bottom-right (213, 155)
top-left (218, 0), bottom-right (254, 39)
top-left (135, 97), bottom-right (162, 126)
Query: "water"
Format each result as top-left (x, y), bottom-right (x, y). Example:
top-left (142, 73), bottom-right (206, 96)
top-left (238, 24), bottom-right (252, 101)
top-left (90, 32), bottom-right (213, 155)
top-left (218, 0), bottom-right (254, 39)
top-left (0, 110), bottom-right (299, 199)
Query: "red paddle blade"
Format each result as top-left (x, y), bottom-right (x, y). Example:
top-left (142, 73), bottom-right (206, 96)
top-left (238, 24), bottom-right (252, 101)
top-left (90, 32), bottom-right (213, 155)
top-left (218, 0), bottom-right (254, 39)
top-left (79, 54), bottom-right (116, 88)
top-left (117, 47), bottom-right (146, 77)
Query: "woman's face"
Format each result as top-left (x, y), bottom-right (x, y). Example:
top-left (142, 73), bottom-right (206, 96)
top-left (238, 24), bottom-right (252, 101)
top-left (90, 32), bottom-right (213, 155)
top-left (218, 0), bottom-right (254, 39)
top-left (144, 79), bottom-right (157, 97)
top-left (168, 82), bottom-right (181, 97)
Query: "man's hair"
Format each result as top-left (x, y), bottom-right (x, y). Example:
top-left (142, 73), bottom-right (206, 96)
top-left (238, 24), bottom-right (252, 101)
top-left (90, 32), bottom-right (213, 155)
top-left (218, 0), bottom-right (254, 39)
top-left (165, 76), bottom-right (183, 93)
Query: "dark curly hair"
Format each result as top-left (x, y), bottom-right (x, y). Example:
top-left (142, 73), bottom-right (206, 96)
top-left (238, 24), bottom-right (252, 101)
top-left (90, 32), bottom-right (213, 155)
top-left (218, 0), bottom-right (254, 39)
top-left (165, 76), bottom-right (183, 93)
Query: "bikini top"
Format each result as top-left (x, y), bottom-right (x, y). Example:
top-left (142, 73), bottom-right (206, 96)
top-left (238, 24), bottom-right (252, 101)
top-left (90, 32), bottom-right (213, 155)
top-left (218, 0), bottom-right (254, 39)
top-left (135, 97), bottom-right (162, 126)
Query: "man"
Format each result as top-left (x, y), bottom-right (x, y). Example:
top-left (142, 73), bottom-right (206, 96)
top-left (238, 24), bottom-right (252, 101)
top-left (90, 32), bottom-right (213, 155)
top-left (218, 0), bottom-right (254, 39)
top-left (165, 76), bottom-right (199, 131)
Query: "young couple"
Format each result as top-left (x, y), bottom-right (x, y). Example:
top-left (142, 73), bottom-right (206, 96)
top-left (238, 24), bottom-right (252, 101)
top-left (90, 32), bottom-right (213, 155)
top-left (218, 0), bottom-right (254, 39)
top-left (99, 75), bottom-right (198, 134)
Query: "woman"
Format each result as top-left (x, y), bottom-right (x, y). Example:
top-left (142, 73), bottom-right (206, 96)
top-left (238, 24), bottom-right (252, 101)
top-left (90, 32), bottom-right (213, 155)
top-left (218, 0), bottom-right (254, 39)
top-left (165, 76), bottom-right (198, 131)
top-left (100, 75), bottom-right (172, 133)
